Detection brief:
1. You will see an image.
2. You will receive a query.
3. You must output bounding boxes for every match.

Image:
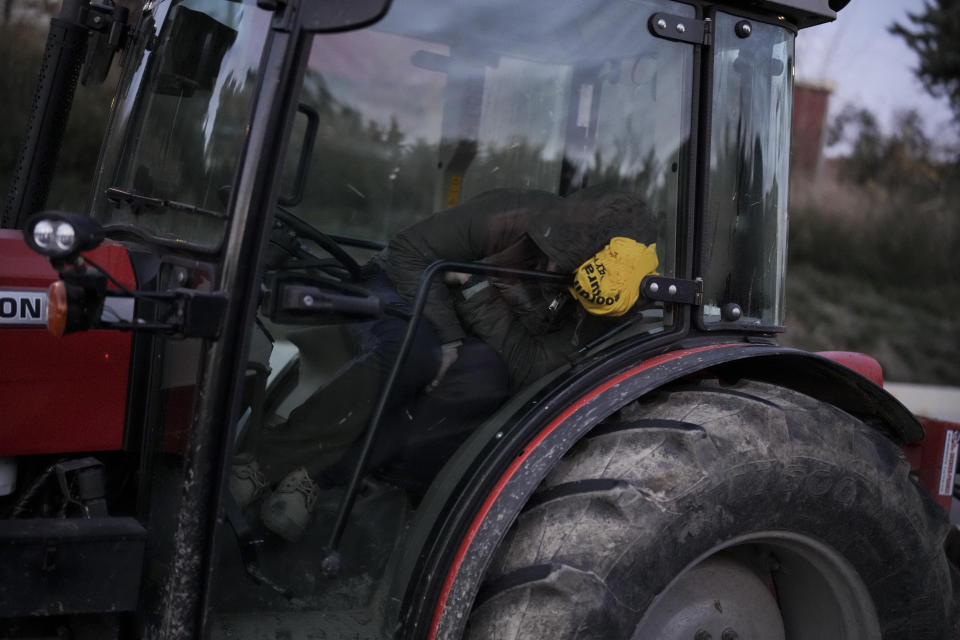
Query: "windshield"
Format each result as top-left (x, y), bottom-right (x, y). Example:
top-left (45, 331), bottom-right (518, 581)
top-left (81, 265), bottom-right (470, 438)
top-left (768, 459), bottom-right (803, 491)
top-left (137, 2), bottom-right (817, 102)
top-left (89, 0), bottom-right (272, 250)
top-left (293, 0), bottom-right (692, 259)
top-left (702, 11), bottom-right (794, 328)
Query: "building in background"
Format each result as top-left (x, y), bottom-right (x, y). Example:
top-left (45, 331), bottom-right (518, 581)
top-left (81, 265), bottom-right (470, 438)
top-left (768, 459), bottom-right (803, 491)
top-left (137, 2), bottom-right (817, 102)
top-left (791, 80), bottom-right (833, 180)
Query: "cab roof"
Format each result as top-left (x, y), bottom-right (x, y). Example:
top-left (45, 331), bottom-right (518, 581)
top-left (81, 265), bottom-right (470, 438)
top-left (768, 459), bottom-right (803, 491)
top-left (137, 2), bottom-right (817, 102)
top-left (721, 0), bottom-right (848, 29)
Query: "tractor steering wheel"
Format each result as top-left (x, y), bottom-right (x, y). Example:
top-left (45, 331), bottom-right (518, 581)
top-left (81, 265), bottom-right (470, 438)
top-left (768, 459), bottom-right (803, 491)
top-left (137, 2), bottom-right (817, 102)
top-left (273, 206), bottom-right (364, 280)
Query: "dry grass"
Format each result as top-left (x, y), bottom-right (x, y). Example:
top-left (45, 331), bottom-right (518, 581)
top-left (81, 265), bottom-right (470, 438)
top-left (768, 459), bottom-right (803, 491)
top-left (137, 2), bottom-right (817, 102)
top-left (783, 170), bottom-right (960, 385)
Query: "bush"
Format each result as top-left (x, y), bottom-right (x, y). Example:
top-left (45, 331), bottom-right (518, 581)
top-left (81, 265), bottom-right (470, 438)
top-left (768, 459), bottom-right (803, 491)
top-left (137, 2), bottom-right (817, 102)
top-left (784, 106), bottom-right (960, 384)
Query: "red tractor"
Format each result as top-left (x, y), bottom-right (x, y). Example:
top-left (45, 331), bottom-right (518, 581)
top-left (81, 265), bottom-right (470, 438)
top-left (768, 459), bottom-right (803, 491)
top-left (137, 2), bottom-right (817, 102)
top-left (1, 0), bottom-right (958, 638)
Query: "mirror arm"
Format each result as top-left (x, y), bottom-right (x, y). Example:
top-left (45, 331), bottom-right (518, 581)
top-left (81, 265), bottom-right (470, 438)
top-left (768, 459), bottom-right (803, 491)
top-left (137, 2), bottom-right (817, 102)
top-left (279, 104), bottom-right (319, 207)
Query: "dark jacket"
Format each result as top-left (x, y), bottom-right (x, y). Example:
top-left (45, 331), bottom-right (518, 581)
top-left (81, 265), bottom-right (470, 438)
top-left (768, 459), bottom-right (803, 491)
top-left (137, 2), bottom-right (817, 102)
top-left (380, 187), bottom-right (654, 389)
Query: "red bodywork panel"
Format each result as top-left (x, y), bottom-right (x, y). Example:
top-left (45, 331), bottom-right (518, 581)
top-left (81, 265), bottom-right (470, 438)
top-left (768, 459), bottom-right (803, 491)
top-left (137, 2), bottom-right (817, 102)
top-left (903, 417), bottom-right (960, 513)
top-left (817, 350), bottom-right (884, 387)
top-left (0, 230), bottom-right (134, 455)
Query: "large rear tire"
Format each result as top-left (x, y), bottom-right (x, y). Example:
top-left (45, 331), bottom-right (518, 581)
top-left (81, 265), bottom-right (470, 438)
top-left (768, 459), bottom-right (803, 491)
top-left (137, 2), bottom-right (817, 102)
top-left (466, 379), bottom-right (959, 639)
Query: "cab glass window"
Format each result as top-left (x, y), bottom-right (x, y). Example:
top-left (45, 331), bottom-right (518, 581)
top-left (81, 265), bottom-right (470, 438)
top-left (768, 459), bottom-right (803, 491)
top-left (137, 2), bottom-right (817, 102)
top-left (702, 11), bottom-right (794, 328)
top-left (90, 0), bottom-right (272, 250)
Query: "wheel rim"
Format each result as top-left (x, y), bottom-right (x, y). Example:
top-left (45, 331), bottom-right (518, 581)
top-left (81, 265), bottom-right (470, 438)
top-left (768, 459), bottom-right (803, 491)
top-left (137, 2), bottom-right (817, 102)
top-left (632, 531), bottom-right (881, 640)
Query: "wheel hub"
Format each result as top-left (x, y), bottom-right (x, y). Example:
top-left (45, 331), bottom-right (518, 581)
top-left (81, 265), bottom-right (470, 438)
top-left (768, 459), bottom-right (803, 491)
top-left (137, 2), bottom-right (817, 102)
top-left (633, 555), bottom-right (785, 640)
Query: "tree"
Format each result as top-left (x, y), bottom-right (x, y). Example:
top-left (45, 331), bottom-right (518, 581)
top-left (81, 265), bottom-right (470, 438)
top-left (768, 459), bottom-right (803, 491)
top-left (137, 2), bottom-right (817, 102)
top-left (890, 1), bottom-right (960, 127)
top-left (825, 105), bottom-right (886, 185)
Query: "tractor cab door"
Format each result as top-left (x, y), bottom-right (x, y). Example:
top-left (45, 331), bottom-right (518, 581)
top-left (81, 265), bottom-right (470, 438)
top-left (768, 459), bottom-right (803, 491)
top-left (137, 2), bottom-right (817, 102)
top-left (202, 0), bottom-right (697, 637)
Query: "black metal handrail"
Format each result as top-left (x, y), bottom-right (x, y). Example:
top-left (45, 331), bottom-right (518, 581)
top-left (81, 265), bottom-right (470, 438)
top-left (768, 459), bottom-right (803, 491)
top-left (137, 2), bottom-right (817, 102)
top-left (321, 260), bottom-right (570, 574)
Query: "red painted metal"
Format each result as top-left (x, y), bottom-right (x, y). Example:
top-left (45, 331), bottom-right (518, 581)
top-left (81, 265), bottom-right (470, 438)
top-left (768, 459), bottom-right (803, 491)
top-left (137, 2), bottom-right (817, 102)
top-left (903, 417), bottom-right (960, 513)
top-left (0, 230), bottom-right (135, 456)
top-left (817, 351), bottom-right (884, 387)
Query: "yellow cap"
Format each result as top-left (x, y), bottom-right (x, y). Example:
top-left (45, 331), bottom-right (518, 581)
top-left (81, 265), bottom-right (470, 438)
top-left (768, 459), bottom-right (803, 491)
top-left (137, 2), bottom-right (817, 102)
top-left (569, 237), bottom-right (659, 316)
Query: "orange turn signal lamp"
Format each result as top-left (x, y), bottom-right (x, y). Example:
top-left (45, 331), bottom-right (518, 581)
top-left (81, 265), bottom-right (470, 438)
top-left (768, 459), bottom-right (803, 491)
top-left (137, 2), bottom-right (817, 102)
top-left (47, 280), bottom-right (68, 337)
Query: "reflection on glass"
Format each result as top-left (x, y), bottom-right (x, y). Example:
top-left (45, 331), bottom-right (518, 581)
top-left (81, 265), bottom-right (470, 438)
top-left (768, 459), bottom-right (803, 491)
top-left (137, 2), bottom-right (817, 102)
top-left (91, 0), bottom-right (271, 248)
top-left (296, 0), bottom-right (692, 246)
top-left (703, 12), bottom-right (794, 327)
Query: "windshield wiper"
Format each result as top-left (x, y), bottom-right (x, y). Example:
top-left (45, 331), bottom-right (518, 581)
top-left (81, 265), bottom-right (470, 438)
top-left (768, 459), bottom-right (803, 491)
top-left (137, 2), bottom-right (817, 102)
top-left (105, 187), bottom-right (228, 220)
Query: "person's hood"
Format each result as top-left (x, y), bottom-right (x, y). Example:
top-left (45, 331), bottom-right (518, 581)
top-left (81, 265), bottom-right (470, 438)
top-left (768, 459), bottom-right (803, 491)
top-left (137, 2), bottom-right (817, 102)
top-left (528, 186), bottom-right (657, 273)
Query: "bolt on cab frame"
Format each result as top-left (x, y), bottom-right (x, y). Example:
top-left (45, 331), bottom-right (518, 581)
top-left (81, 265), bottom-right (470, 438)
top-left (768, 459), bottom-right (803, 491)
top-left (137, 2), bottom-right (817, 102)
top-left (3, 0), bottom-right (959, 638)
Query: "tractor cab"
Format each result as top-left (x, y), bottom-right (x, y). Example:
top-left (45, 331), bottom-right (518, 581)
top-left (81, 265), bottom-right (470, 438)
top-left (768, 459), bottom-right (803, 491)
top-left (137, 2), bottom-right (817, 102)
top-left (15, 2), bottom-right (958, 640)
top-left (89, 1), bottom-right (796, 633)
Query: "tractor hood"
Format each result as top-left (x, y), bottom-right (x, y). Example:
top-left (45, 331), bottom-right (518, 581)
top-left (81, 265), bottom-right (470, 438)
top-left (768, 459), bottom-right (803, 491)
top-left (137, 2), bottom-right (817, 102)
top-left (0, 230), bottom-right (134, 456)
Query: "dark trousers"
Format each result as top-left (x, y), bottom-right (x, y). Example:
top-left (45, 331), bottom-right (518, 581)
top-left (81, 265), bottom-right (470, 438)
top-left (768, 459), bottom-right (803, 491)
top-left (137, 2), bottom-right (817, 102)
top-left (254, 269), bottom-right (509, 485)
top-left (325, 336), bottom-right (510, 485)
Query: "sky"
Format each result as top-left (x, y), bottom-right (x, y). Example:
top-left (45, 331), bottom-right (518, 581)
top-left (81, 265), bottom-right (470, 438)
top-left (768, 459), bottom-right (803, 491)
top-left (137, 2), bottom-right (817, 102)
top-left (794, 0), bottom-right (956, 145)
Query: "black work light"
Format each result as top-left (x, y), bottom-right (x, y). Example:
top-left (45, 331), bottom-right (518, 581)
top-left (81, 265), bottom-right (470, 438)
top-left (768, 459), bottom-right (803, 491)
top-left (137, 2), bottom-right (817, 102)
top-left (24, 211), bottom-right (104, 262)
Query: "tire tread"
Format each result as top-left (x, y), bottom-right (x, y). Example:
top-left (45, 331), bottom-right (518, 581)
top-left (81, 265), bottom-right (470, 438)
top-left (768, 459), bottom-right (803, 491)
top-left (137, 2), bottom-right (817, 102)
top-left (465, 379), bottom-right (959, 640)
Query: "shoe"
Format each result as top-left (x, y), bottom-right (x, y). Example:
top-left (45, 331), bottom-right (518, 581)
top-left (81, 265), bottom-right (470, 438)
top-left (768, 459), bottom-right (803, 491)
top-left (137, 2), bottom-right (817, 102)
top-left (260, 467), bottom-right (319, 542)
top-left (229, 460), bottom-right (267, 509)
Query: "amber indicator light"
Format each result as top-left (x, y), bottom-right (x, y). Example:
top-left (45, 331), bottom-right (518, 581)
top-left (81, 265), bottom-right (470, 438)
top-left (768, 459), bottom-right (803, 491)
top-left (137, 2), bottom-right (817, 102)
top-left (47, 280), bottom-right (68, 337)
